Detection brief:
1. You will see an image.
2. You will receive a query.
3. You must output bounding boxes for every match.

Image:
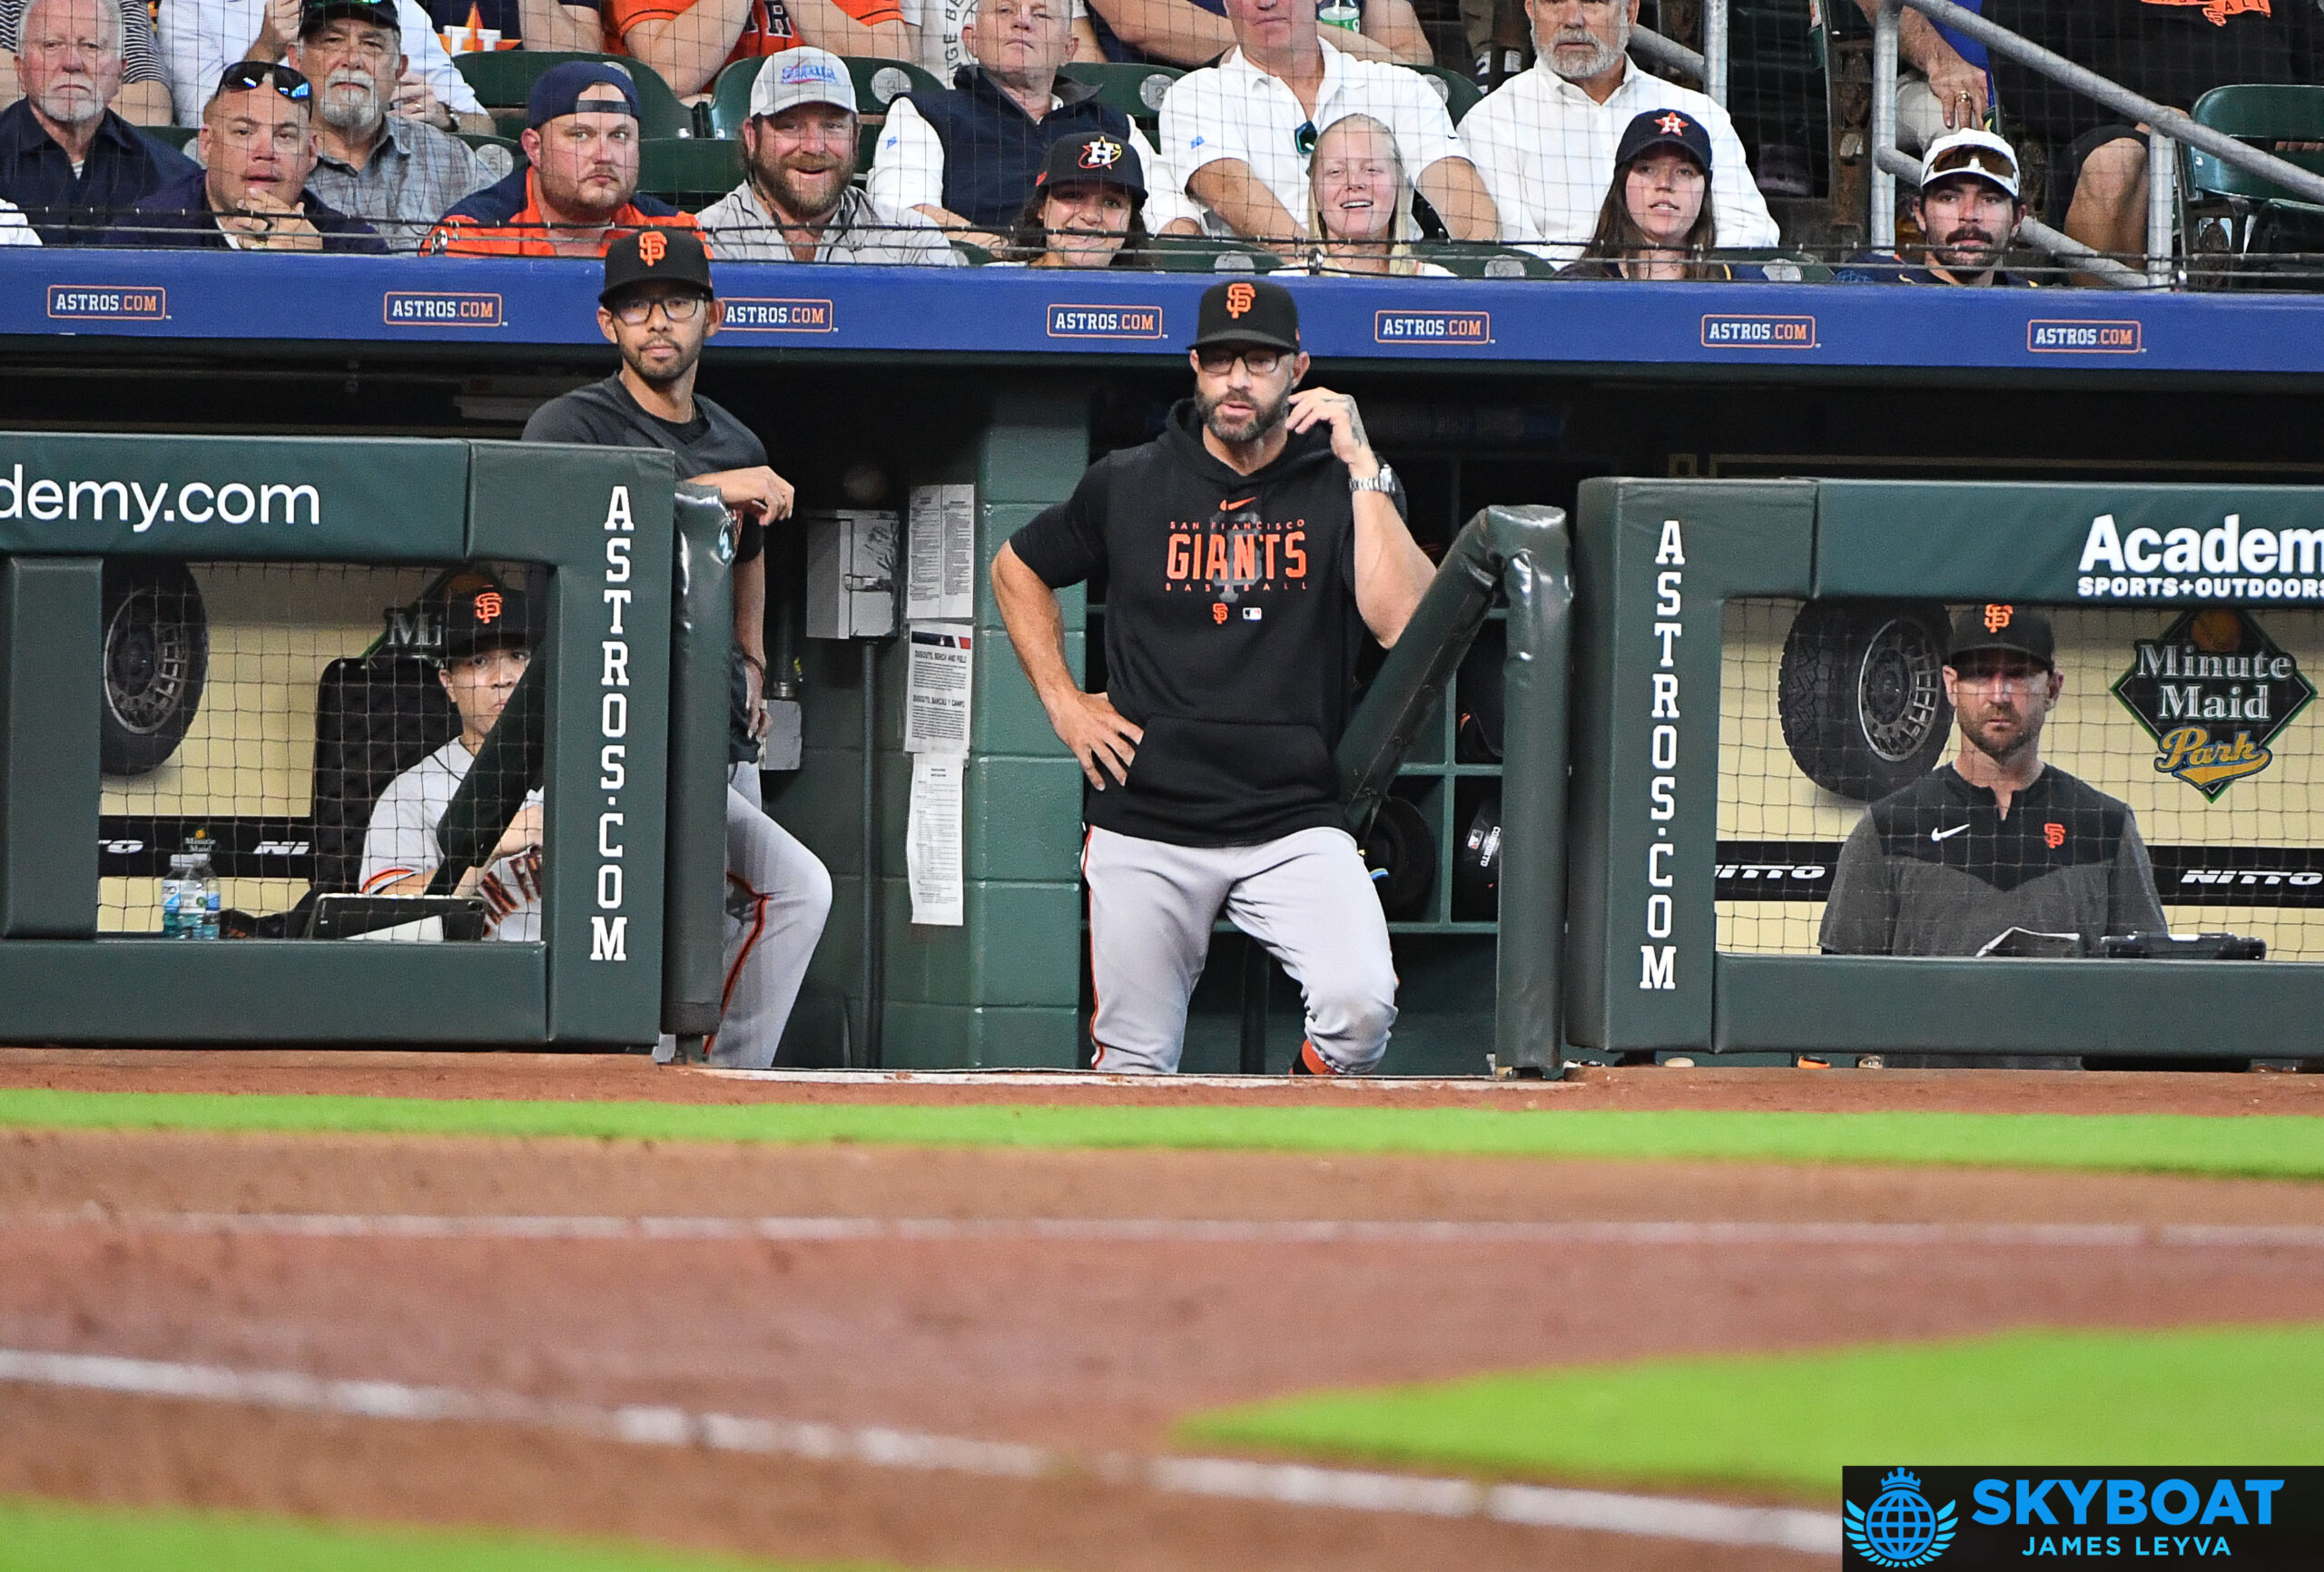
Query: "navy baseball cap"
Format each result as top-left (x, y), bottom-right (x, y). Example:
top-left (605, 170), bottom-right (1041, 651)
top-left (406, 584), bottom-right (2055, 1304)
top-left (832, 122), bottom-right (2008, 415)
top-left (527, 60), bottom-right (639, 128)
top-left (1036, 133), bottom-right (1145, 199)
top-left (300, 0), bottom-right (399, 34)
top-left (1614, 106), bottom-right (1713, 173)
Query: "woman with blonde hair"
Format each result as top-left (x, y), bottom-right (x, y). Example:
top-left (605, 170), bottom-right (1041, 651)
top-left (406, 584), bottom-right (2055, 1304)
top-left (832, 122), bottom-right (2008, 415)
top-left (1304, 115), bottom-right (1450, 278)
top-left (1560, 107), bottom-right (1763, 281)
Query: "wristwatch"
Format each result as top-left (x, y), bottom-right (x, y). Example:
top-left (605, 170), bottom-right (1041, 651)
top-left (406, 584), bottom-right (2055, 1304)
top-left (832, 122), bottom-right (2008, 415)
top-left (1350, 463), bottom-right (1398, 494)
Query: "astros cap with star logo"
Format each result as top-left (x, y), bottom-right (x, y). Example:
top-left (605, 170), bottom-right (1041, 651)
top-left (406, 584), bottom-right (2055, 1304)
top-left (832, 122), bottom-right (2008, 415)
top-left (1035, 133), bottom-right (1147, 199)
top-left (1612, 105), bottom-right (1714, 174)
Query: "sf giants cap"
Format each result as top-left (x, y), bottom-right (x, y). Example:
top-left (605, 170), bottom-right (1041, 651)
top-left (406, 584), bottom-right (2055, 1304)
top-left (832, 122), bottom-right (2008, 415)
top-left (1946, 603), bottom-right (2054, 669)
top-left (749, 46), bottom-right (856, 119)
top-left (1036, 133), bottom-right (1145, 198)
top-left (439, 573), bottom-right (532, 663)
top-left (1613, 106), bottom-right (1713, 174)
top-left (1921, 128), bottom-right (2021, 201)
top-left (1189, 278), bottom-right (1299, 353)
top-left (600, 225), bottom-right (714, 303)
top-left (527, 60), bottom-right (639, 129)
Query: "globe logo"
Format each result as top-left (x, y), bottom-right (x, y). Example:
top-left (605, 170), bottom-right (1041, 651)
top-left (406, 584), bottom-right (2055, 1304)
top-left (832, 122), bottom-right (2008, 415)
top-left (1845, 1469), bottom-right (1958, 1567)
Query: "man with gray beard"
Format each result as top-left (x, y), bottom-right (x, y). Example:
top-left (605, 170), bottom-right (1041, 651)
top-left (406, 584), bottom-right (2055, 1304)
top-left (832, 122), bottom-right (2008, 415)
top-left (1462, 0), bottom-right (1776, 260)
top-left (0, 0), bottom-right (190, 241)
top-left (291, 0), bottom-right (489, 250)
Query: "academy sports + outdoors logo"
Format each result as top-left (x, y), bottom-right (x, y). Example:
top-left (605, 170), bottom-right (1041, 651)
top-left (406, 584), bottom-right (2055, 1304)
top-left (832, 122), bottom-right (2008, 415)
top-left (1847, 1470), bottom-right (1958, 1567)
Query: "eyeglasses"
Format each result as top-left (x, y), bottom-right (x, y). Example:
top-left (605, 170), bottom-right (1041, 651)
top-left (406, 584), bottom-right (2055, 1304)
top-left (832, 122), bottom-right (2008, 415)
top-left (610, 292), bottom-right (708, 325)
top-left (1195, 346), bottom-right (1286, 376)
top-left (215, 61), bottom-right (311, 102)
top-left (1294, 120), bottom-right (1318, 157)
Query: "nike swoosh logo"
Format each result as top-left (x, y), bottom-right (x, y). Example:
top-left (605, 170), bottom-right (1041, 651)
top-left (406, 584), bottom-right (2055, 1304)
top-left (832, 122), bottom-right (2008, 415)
top-left (1221, 496), bottom-right (1256, 511)
top-left (1931, 824), bottom-right (1971, 842)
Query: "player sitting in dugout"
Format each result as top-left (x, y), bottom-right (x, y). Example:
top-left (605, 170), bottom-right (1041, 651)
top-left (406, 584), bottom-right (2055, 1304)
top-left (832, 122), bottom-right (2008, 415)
top-left (1819, 604), bottom-right (2165, 958)
top-left (359, 574), bottom-right (545, 939)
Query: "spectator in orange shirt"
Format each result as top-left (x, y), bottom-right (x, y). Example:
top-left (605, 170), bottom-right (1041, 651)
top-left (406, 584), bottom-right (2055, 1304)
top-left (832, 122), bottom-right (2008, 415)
top-left (425, 58), bottom-right (691, 254)
top-left (603, 0), bottom-right (907, 99)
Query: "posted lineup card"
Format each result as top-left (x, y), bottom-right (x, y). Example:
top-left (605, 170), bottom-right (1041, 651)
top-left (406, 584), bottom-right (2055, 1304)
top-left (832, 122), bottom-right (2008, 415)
top-left (907, 755), bottom-right (966, 927)
top-left (905, 484), bottom-right (977, 623)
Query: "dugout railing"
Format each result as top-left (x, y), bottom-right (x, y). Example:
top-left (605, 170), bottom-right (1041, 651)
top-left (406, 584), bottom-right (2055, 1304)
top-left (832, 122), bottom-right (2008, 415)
top-left (1566, 477), bottom-right (2324, 1062)
top-left (0, 433), bottom-right (734, 1048)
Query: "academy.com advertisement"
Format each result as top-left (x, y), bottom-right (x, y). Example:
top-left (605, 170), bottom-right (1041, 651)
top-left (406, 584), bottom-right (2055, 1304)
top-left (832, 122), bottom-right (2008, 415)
top-left (1843, 1468), bottom-right (2322, 1567)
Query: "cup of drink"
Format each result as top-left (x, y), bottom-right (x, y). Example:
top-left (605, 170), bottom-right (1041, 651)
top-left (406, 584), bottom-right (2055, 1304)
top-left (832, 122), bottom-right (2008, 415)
top-left (1317, 0), bottom-right (1359, 31)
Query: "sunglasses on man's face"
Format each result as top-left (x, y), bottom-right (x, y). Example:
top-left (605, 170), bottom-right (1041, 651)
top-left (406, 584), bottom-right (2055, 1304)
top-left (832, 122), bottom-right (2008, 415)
top-left (216, 61), bottom-right (312, 102)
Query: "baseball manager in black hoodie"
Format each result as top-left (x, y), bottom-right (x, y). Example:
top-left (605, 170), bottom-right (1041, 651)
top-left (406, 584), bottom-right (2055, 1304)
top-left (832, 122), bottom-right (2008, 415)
top-left (992, 279), bottom-right (1437, 1075)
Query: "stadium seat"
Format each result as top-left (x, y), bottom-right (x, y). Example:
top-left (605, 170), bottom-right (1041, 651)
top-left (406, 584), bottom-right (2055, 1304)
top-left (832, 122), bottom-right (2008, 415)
top-left (145, 124), bottom-right (198, 152)
top-left (637, 137), bottom-right (743, 207)
top-left (1056, 61), bottom-right (1180, 127)
top-left (452, 51), bottom-right (695, 141)
top-left (458, 132), bottom-right (524, 180)
top-left (1410, 241), bottom-right (1558, 278)
top-left (845, 55), bottom-right (943, 113)
top-left (2181, 83), bottom-right (2324, 286)
top-left (1142, 233), bottom-right (1283, 271)
top-left (1406, 64), bottom-right (1481, 125)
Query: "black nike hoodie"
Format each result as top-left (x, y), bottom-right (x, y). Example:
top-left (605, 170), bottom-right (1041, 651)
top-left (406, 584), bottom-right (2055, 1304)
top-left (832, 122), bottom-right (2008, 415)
top-left (1008, 397), bottom-right (1397, 847)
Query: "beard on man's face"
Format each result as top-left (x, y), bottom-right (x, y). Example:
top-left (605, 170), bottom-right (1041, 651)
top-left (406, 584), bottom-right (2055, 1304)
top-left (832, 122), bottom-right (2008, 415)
top-left (757, 149), bottom-right (850, 222)
top-left (318, 69), bottom-right (385, 132)
top-left (621, 329), bottom-right (702, 389)
top-left (1198, 379), bottom-right (1291, 446)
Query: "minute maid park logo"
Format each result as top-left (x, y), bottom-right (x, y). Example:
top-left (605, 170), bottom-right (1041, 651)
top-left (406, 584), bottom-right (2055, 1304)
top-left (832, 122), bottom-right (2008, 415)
top-left (1846, 1469), bottom-right (1959, 1567)
top-left (2112, 607), bottom-right (2315, 800)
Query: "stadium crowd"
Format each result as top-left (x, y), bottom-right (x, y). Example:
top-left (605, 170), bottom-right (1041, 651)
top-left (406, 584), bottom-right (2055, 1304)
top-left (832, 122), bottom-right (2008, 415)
top-left (0, 0), bottom-right (2316, 278)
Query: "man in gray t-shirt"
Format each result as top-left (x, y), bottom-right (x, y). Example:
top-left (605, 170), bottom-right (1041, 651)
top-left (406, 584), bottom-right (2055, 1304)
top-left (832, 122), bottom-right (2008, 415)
top-left (1819, 603), bottom-right (2165, 957)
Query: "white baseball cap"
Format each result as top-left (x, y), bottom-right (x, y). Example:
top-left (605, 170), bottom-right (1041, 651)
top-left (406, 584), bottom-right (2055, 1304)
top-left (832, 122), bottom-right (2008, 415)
top-left (749, 47), bottom-right (857, 118)
top-left (1920, 128), bottom-right (2020, 201)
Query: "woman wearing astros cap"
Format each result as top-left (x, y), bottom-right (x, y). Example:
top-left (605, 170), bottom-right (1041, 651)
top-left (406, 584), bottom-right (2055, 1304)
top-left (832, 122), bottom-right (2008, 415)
top-left (998, 131), bottom-right (1150, 269)
top-left (1558, 107), bottom-right (1765, 281)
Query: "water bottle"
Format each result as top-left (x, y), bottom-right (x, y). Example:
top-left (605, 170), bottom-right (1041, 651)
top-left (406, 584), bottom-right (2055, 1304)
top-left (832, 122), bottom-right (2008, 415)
top-left (161, 852), bottom-right (221, 939)
top-left (1318, 0), bottom-right (1359, 30)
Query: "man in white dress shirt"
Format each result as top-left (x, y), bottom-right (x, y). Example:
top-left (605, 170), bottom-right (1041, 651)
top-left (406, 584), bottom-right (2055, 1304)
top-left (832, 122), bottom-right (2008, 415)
top-left (1462, 0), bottom-right (1776, 260)
top-left (1152, 0), bottom-right (1494, 248)
top-left (161, 0), bottom-right (488, 130)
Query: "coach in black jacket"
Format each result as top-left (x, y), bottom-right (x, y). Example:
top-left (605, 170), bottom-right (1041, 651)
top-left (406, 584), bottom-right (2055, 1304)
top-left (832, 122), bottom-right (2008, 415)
top-left (992, 279), bottom-right (1436, 1076)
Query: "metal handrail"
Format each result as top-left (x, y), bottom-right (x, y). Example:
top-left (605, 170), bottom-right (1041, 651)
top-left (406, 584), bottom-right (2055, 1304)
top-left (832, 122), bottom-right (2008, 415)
top-left (1629, 22), bottom-right (1704, 80)
top-left (1901, 0), bottom-right (2324, 210)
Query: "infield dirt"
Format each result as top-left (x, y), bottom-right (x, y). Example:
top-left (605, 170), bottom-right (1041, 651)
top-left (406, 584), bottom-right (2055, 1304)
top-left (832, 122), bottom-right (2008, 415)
top-left (0, 1052), bottom-right (2319, 1572)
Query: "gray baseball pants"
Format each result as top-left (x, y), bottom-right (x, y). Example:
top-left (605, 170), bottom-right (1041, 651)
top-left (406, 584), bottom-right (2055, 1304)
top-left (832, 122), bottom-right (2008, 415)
top-left (1083, 824), bottom-right (1396, 1075)
top-left (661, 764), bottom-right (832, 1069)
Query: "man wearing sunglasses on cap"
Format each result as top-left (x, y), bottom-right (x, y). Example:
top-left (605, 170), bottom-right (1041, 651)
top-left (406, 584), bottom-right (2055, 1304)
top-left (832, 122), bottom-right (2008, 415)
top-left (993, 279), bottom-right (1437, 1077)
top-left (103, 58), bottom-right (386, 248)
top-left (291, 0), bottom-right (494, 251)
top-left (1837, 128), bottom-right (2035, 288)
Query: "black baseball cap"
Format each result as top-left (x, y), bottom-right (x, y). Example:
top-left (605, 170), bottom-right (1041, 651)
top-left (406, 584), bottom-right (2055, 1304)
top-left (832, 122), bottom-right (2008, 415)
top-left (439, 573), bottom-right (531, 663)
top-left (600, 225), bottom-right (714, 304)
top-left (1946, 603), bottom-right (2054, 669)
top-left (300, 0), bottom-right (400, 35)
top-left (1036, 133), bottom-right (1145, 199)
top-left (1188, 278), bottom-right (1299, 353)
top-left (1614, 106), bottom-right (1714, 174)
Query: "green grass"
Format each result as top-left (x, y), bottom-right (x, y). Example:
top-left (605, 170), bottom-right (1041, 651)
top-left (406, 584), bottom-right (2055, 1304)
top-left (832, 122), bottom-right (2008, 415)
top-left (1181, 1323), bottom-right (2324, 1500)
top-left (1, 1089), bottom-right (2322, 1177)
top-left (0, 1496), bottom-right (894, 1572)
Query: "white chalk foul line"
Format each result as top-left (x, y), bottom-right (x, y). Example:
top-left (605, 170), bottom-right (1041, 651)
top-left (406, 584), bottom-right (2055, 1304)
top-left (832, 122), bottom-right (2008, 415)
top-left (10, 1212), bottom-right (2324, 1249)
top-left (0, 1346), bottom-right (1837, 1557)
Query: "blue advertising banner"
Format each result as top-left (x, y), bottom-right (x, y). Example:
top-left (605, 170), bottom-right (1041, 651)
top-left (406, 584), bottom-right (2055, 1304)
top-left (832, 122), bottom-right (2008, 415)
top-left (9, 251), bottom-right (2324, 373)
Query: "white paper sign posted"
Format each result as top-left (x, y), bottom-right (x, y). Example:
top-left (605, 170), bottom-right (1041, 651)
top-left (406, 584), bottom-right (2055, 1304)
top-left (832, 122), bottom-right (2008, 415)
top-left (907, 754), bottom-right (965, 926)
top-left (904, 623), bottom-right (973, 754)
top-left (905, 483), bottom-right (977, 622)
